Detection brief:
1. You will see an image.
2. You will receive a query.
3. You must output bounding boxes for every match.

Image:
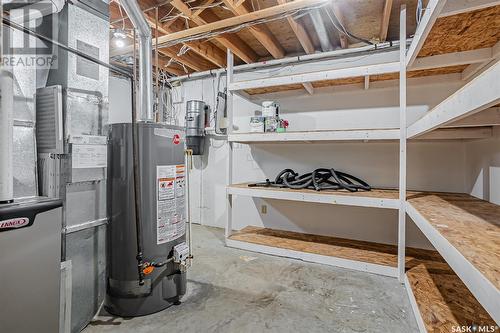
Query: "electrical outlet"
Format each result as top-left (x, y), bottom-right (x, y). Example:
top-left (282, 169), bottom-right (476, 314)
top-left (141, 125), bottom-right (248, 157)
top-left (261, 205), bottom-right (267, 214)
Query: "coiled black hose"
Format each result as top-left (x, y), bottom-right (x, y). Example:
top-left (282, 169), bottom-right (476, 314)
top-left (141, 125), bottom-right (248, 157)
top-left (248, 168), bottom-right (371, 192)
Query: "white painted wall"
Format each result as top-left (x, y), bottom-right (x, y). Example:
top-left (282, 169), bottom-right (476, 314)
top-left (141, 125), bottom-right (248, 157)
top-left (465, 129), bottom-right (500, 205)
top-left (173, 73), bottom-right (471, 249)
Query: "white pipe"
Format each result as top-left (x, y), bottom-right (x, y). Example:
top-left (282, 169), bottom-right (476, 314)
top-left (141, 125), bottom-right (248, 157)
top-left (120, 0), bottom-right (154, 122)
top-left (0, 70), bottom-right (14, 203)
top-left (171, 41), bottom-right (403, 82)
top-left (8, 0), bottom-right (65, 22)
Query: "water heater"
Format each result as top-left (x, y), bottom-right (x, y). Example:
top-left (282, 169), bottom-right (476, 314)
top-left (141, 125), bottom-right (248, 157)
top-left (105, 122), bottom-right (187, 316)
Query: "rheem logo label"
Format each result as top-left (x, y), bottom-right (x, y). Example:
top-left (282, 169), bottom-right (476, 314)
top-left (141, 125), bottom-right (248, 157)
top-left (0, 217), bottom-right (30, 230)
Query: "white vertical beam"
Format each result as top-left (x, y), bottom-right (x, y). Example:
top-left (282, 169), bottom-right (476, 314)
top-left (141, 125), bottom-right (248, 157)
top-left (398, 5), bottom-right (407, 283)
top-left (364, 75), bottom-right (370, 90)
top-left (406, 0), bottom-right (447, 67)
top-left (225, 50), bottom-right (234, 240)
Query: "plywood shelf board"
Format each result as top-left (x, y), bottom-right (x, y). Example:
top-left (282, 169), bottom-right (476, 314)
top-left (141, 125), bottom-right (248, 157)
top-left (229, 226), bottom-right (400, 267)
top-left (228, 226), bottom-right (448, 270)
top-left (230, 183), bottom-right (400, 199)
top-left (406, 192), bottom-right (500, 323)
top-left (228, 183), bottom-right (402, 209)
top-left (406, 256), bottom-right (496, 332)
top-left (407, 192), bottom-right (500, 291)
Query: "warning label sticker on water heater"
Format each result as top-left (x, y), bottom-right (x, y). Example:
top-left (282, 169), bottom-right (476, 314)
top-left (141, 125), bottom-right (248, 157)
top-left (157, 164), bottom-right (186, 244)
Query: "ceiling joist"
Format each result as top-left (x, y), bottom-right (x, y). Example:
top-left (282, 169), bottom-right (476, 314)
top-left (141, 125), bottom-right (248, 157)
top-left (158, 0), bottom-right (329, 45)
top-left (169, 0), bottom-right (259, 63)
top-left (222, 0), bottom-right (286, 58)
top-left (379, 0), bottom-right (393, 42)
top-left (276, 0), bottom-right (315, 54)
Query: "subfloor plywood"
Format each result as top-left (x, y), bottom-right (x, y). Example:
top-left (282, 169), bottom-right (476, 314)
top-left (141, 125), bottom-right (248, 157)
top-left (407, 192), bottom-right (500, 291)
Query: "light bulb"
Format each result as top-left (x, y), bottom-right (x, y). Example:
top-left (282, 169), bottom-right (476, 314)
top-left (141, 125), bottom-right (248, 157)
top-left (114, 39), bottom-right (125, 48)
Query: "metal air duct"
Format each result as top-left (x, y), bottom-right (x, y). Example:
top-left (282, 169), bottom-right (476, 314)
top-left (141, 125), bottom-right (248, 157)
top-left (120, 0), bottom-right (153, 122)
top-left (310, 9), bottom-right (333, 52)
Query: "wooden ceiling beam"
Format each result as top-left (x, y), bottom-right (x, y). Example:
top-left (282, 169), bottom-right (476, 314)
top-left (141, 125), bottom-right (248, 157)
top-left (276, 0), bottom-right (315, 54)
top-left (221, 0), bottom-right (286, 58)
top-left (159, 46), bottom-right (209, 72)
top-left (192, 0), bottom-right (215, 17)
top-left (169, 0), bottom-right (258, 63)
top-left (154, 56), bottom-right (187, 76)
top-left (146, 12), bottom-right (227, 67)
top-left (379, 0), bottom-right (393, 42)
top-left (160, 0), bottom-right (328, 45)
top-left (275, 0), bottom-right (315, 94)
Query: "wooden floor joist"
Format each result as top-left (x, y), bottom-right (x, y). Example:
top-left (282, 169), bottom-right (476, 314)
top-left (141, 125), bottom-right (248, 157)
top-left (146, 12), bottom-right (227, 68)
top-left (169, 0), bottom-right (259, 63)
top-left (276, 0), bottom-right (315, 54)
top-left (160, 0), bottom-right (329, 45)
top-left (379, 0), bottom-right (393, 42)
top-left (222, 0), bottom-right (286, 59)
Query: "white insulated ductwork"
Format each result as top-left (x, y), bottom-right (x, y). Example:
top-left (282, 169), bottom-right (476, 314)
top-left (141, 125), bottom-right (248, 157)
top-left (120, 0), bottom-right (154, 122)
top-left (310, 9), bottom-right (333, 52)
top-left (0, 70), bottom-right (14, 203)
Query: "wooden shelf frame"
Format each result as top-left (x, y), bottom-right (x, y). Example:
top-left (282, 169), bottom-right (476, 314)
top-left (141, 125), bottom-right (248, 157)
top-left (406, 193), bottom-right (500, 323)
top-left (224, 4), bottom-right (499, 330)
top-left (228, 183), bottom-right (401, 210)
top-left (408, 60), bottom-right (500, 139)
top-left (228, 129), bottom-right (400, 143)
top-left (227, 226), bottom-right (401, 278)
top-left (225, 6), bottom-right (410, 284)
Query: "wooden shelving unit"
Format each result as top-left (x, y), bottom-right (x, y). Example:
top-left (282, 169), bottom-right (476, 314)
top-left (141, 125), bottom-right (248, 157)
top-left (407, 60), bottom-right (500, 139)
top-left (228, 183), bottom-right (400, 209)
top-left (224, 3), bottom-right (500, 331)
top-left (224, 9), bottom-right (410, 283)
top-left (406, 192), bottom-right (500, 323)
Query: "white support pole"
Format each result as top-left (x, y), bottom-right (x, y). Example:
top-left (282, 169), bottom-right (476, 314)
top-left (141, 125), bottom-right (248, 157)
top-left (398, 5), bottom-right (407, 283)
top-left (225, 50), bottom-right (234, 240)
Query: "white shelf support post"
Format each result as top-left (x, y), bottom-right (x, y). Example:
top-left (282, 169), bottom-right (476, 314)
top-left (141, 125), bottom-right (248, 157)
top-left (225, 50), bottom-right (234, 241)
top-left (398, 5), bottom-right (407, 283)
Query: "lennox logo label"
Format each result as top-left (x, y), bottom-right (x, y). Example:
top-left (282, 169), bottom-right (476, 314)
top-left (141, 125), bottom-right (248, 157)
top-left (172, 134), bottom-right (181, 145)
top-left (0, 217), bottom-right (30, 230)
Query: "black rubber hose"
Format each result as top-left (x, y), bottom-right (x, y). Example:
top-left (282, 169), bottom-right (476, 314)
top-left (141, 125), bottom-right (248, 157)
top-left (336, 171), bottom-right (371, 191)
top-left (248, 168), bottom-right (371, 192)
top-left (274, 169), bottom-right (297, 184)
top-left (329, 168), bottom-right (358, 192)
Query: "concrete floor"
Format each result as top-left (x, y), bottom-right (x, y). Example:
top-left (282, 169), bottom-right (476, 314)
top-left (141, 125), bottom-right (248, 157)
top-left (85, 225), bottom-right (418, 333)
